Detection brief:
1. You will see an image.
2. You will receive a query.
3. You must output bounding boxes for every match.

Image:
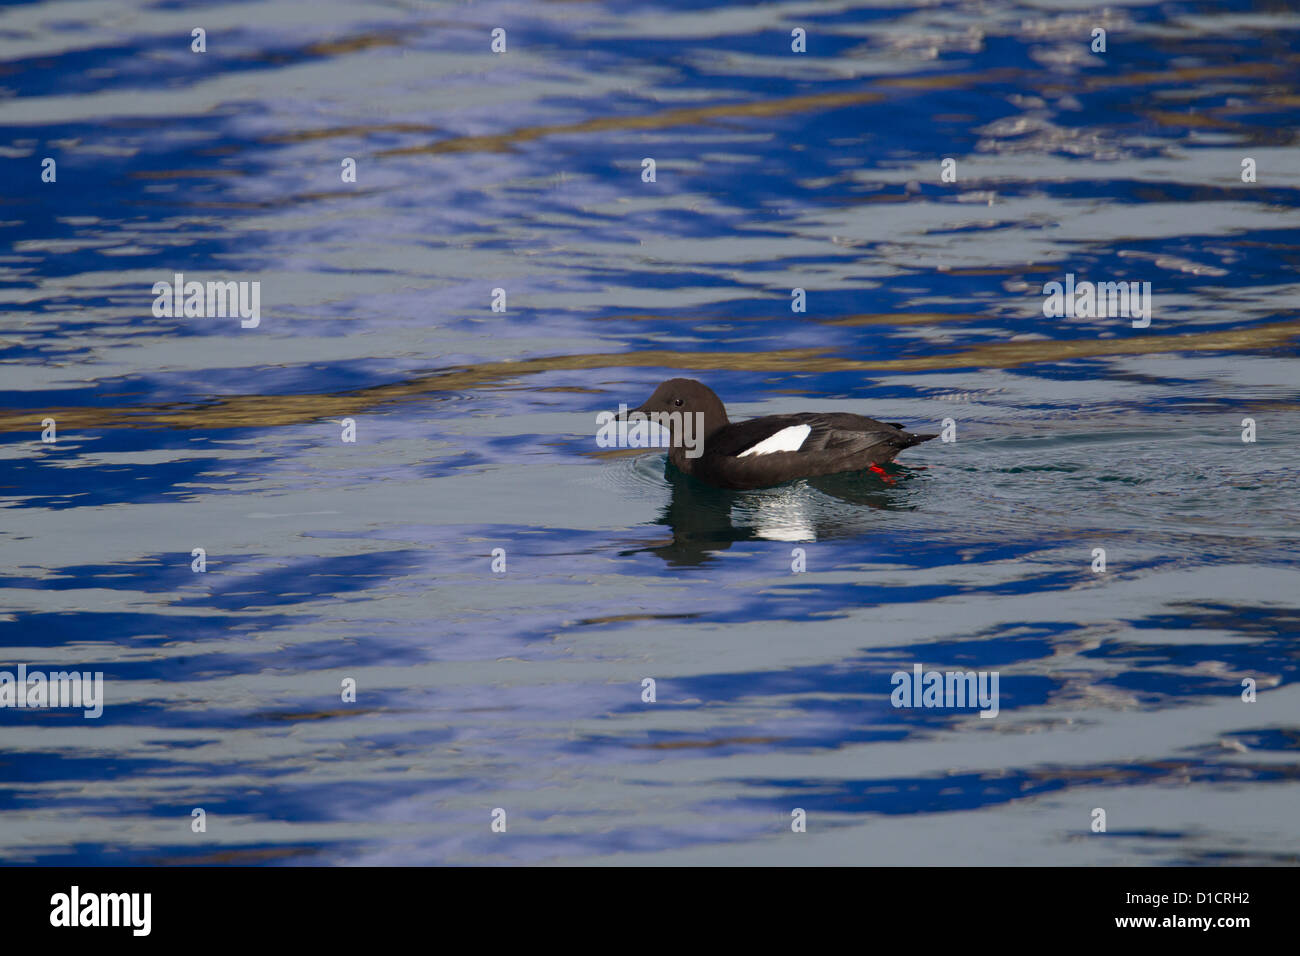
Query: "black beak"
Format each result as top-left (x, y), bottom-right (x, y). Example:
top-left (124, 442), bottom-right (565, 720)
top-left (618, 401), bottom-right (651, 422)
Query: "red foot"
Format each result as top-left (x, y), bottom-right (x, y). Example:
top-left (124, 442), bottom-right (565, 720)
top-left (868, 464), bottom-right (896, 484)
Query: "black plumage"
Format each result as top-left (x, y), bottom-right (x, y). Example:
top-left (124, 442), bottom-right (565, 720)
top-left (625, 379), bottom-right (936, 490)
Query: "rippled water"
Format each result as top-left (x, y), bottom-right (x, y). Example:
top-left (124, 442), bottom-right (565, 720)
top-left (2, 0), bottom-right (1298, 865)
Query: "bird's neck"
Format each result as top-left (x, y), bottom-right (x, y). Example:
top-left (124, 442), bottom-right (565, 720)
top-left (667, 412), bottom-right (726, 473)
top-left (669, 444), bottom-right (694, 474)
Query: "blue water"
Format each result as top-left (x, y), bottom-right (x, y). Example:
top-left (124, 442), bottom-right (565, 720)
top-left (1, 0), bottom-right (1298, 865)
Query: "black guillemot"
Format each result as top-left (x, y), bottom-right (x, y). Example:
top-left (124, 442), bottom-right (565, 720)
top-left (624, 378), bottom-right (937, 491)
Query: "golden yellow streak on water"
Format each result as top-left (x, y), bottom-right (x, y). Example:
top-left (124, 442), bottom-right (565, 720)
top-left (819, 312), bottom-right (983, 327)
top-left (300, 33), bottom-right (401, 57)
top-left (1081, 62), bottom-right (1289, 89)
top-left (128, 169), bottom-right (245, 180)
top-left (377, 90), bottom-right (885, 157)
top-left (3, 319), bottom-right (1298, 434)
top-left (262, 123), bottom-right (437, 144)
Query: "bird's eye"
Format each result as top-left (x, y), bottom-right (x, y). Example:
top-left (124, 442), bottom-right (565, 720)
top-left (673, 398), bottom-right (683, 407)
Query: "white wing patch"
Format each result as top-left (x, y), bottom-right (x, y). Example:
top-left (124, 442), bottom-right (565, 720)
top-left (736, 424), bottom-right (812, 457)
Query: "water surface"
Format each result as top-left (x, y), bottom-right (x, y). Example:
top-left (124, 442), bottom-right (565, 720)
top-left (1, 0), bottom-right (1298, 865)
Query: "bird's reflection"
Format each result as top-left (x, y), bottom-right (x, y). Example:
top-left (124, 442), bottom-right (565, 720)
top-left (630, 458), bottom-right (921, 566)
